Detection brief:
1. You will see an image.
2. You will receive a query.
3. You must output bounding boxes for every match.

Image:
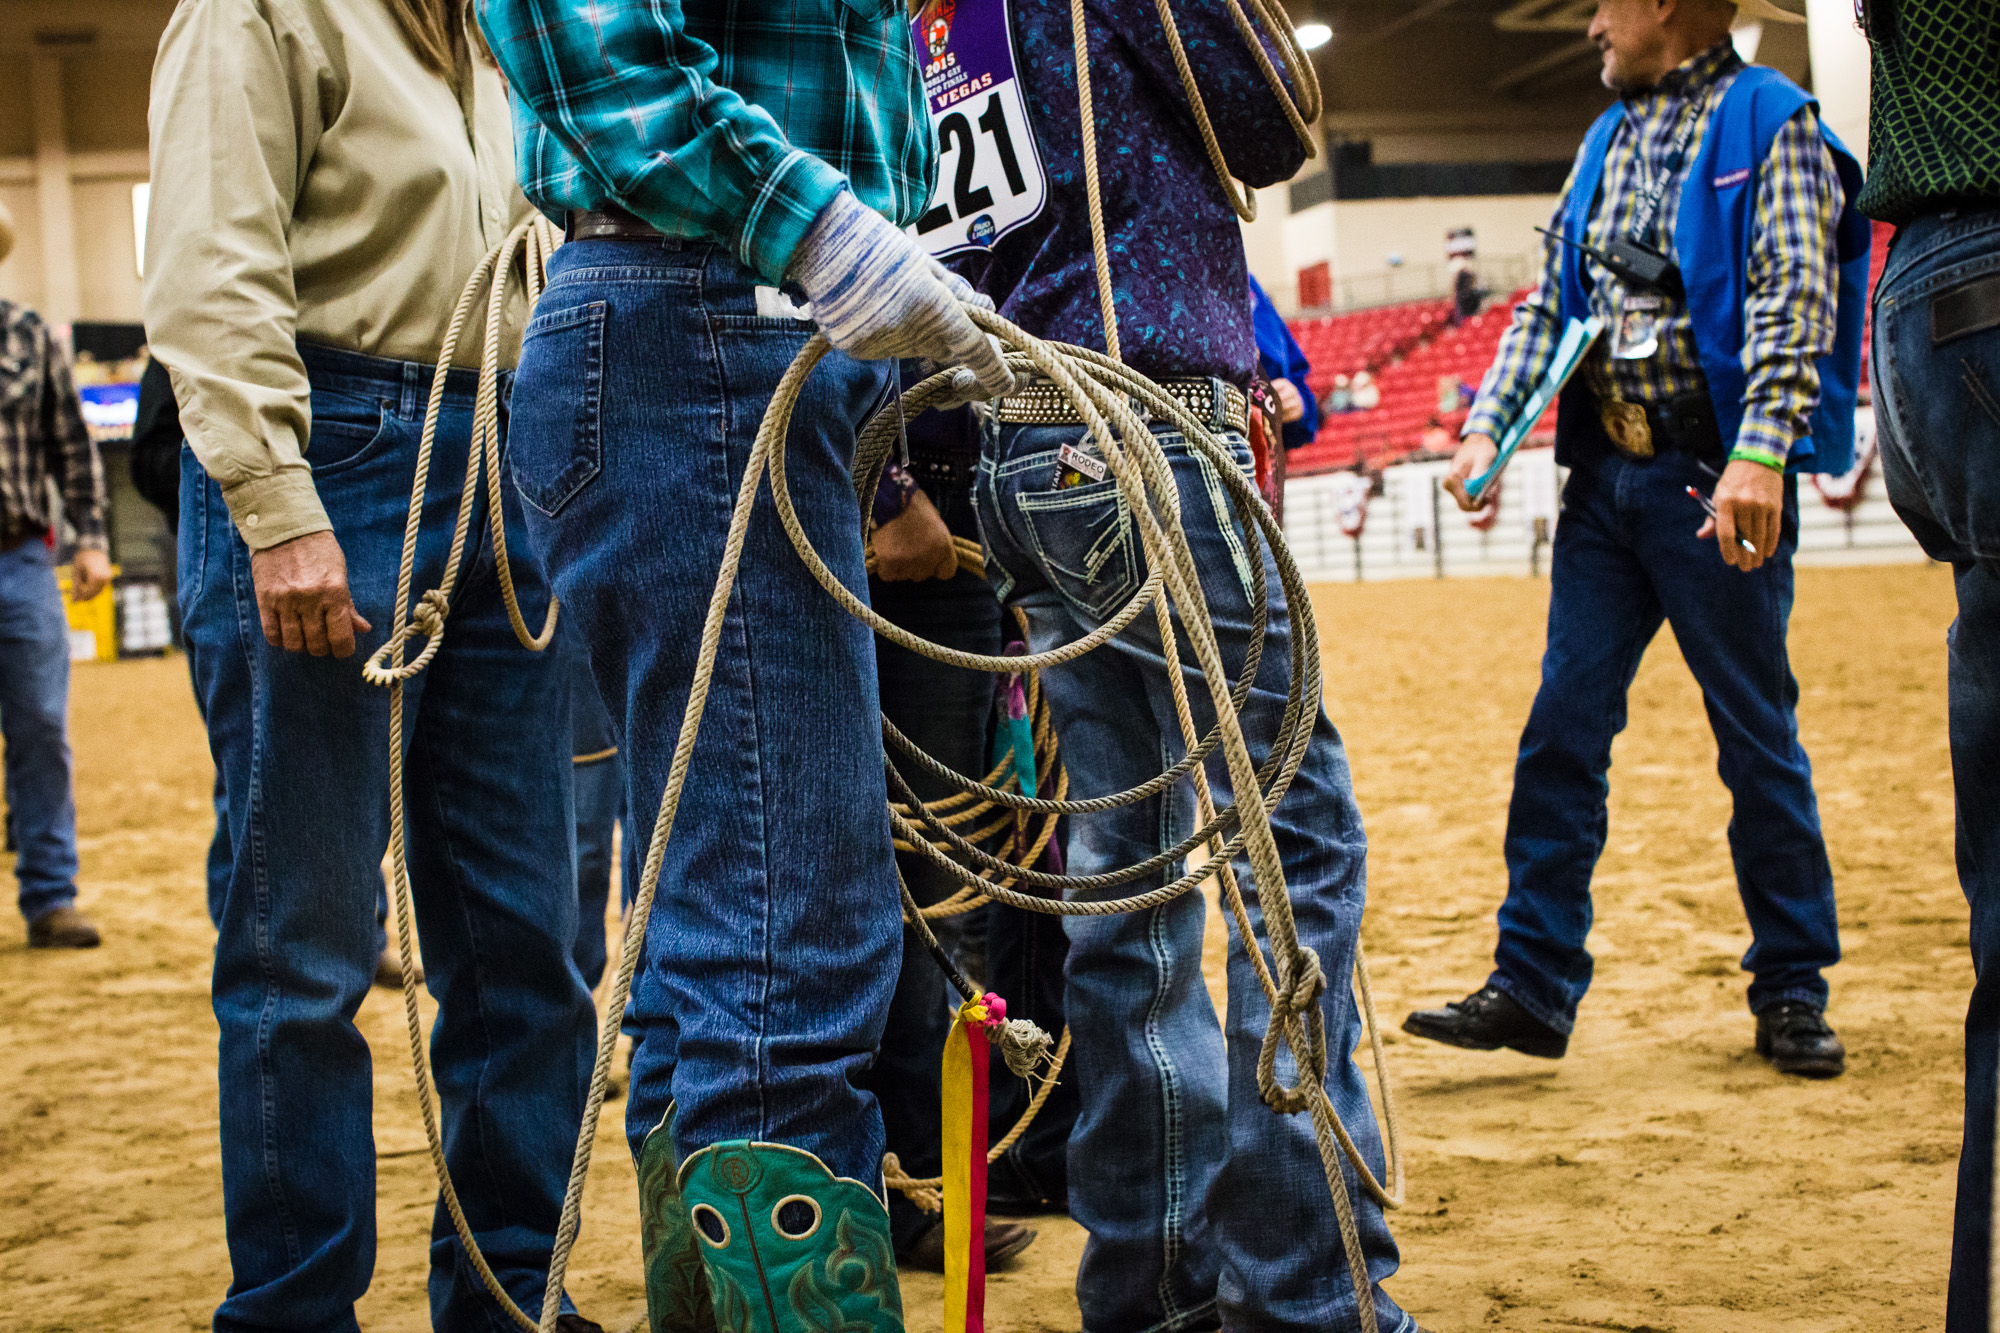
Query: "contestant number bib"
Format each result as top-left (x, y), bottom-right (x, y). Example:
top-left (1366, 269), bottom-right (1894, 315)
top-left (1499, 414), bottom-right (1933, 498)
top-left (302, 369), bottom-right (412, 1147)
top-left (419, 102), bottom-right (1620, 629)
top-left (907, 0), bottom-right (1048, 258)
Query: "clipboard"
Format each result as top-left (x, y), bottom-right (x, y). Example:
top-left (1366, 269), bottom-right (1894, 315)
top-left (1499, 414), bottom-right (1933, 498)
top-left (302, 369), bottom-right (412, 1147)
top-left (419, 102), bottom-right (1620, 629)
top-left (1464, 315), bottom-right (1604, 505)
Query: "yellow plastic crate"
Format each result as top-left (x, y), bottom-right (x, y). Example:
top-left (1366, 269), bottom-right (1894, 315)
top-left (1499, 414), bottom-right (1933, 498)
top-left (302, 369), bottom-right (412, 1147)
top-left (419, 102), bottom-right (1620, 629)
top-left (57, 563), bottom-right (119, 663)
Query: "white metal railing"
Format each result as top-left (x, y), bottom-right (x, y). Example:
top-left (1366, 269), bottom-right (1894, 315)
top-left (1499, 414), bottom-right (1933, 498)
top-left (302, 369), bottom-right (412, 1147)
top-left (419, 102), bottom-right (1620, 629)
top-left (1284, 444), bottom-right (1926, 585)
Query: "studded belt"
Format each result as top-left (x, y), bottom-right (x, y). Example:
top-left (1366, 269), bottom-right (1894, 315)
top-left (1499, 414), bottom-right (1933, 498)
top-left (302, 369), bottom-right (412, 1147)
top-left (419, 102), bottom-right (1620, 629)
top-left (995, 375), bottom-right (1248, 436)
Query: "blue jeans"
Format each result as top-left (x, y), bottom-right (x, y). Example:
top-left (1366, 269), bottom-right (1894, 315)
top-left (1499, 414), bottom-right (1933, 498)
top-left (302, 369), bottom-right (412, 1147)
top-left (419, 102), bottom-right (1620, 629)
top-left (564, 620), bottom-right (632, 991)
top-left (1489, 443), bottom-right (1839, 1033)
top-left (0, 539), bottom-right (79, 923)
top-left (976, 421), bottom-right (1406, 1333)
top-left (199, 666), bottom-right (386, 960)
top-left (507, 239), bottom-right (902, 1183)
top-left (1870, 206), bottom-right (2000, 1333)
top-left (181, 344), bottom-right (596, 1333)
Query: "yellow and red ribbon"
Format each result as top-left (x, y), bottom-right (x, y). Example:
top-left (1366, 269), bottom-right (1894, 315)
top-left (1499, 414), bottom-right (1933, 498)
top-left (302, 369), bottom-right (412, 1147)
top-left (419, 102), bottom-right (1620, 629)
top-left (941, 992), bottom-right (1006, 1333)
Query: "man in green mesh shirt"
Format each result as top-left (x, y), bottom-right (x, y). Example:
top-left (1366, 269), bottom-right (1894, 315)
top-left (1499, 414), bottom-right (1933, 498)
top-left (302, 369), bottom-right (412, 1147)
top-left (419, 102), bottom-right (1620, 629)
top-left (1857, 2), bottom-right (2000, 1327)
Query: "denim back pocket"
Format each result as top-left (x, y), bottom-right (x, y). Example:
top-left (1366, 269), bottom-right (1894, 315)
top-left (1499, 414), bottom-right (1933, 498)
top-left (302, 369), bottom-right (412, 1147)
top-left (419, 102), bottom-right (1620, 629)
top-left (304, 388), bottom-right (393, 476)
top-left (1015, 477), bottom-right (1138, 622)
top-left (1879, 254), bottom-right (2000, 560)
top-left (509, 300), bottom-right (606, 518)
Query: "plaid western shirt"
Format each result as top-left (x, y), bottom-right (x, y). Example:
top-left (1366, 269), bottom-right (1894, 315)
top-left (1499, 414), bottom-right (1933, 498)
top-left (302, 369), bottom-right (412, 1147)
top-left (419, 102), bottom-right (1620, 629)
top-left (1465, 42), bottom-right (1843, 469)
top-left (0, 302), bottom-right (106, 550)
top-left (477, 0), bottom-right (935, 285)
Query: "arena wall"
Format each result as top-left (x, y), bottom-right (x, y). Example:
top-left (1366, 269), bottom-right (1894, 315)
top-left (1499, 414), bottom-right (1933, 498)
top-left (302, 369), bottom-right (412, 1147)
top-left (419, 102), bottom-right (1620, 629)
top-left (0, 13), bottom-right (164, 326)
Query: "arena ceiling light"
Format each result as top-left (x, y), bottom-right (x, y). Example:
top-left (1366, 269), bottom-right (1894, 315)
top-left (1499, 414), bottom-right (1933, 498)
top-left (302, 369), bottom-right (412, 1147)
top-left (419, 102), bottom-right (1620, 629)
top-left (1295, 21), bottom-right (1332, 49)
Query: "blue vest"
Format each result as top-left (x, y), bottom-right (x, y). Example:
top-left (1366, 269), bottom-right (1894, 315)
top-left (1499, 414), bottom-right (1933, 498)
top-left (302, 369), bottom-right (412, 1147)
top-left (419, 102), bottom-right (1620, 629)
top-left (1556, 65), bottom-right (1871, 475)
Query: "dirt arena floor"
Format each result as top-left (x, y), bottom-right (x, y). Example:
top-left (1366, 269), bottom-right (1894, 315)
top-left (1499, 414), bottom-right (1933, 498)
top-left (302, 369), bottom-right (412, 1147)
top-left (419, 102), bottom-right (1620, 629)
top-left (0, 561), bottom-right (1970, 1331)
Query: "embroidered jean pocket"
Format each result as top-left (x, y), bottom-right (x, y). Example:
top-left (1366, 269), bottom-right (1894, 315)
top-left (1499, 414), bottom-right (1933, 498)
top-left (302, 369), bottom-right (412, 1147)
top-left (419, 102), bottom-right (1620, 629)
top-left (510, 300), bottom-right (606, 518)
top-left (1016, 478), bottom-right (1138, 622)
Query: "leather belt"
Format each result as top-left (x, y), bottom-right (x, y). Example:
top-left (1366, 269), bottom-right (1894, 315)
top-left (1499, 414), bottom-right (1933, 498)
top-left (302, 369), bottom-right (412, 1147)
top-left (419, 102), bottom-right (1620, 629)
top-left (1933, 271), bottom-right (2000, 346)
top-left (566, 207), bottom-right (671, 243)
top-left (996, 376), bottom-right (1248, 436)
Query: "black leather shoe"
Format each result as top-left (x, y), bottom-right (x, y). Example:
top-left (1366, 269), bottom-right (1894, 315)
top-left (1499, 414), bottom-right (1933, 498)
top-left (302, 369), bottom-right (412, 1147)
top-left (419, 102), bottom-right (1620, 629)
top-left (899, 1213), bottom-right (1037, 1272)
top-left (27, 905), bottom-right (101, 949)
top-left (1756, 1001), bottom-right (1845, 1078)
top-left (554, 1314), bottom-right (604, 1333)
top-left (1402, 985), bottom-right (1568, 1059)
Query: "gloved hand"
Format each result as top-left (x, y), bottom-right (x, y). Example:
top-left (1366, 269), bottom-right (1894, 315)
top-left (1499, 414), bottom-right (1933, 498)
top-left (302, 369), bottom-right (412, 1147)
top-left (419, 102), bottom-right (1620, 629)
top-left (790, 190), bottom-right (1015, 400)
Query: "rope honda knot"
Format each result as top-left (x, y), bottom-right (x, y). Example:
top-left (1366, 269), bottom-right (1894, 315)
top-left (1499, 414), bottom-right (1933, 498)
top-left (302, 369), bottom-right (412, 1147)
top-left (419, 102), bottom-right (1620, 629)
top-left (1278, 944), bottom-right (1326, 1019)
top-left (412, 588), bottom-right (450, 635)
top-left (1256, 945), bottom-right (1332, 1114)
top-left (360, 589), bottom-right (454, 687)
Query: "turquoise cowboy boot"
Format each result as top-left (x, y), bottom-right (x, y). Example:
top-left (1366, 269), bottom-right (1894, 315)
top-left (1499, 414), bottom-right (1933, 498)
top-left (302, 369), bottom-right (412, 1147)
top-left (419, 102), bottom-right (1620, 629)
top-left (637, 1108), bottom-right (718, 1333)
top-left (678, 1140), bottom-right (905, 1333)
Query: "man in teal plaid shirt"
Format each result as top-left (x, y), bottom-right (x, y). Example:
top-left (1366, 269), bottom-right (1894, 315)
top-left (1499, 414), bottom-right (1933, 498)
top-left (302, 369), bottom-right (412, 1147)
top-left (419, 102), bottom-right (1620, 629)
top-left (1405, 0), bottom-right (1870, 1081)
top-left (478, 1), bottom-right (1011, 1326)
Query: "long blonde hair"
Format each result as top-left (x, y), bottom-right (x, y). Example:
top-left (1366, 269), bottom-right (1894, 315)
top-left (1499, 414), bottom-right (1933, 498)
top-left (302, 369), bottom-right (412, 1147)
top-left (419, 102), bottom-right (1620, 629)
top-left (382, 0), bottom-right (464, 77)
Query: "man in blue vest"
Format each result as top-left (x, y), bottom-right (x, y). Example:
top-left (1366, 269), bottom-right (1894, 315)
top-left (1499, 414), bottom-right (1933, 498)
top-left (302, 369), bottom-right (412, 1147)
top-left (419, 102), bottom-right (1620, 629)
top-left (1402, 0), bottom-right (1871, 1078)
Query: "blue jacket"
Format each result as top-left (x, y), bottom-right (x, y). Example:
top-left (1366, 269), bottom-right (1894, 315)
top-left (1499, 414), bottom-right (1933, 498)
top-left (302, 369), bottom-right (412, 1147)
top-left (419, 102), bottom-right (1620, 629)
top-left (1249, 276), bottom-right (1319, 449)
top-left (1556, 65), bottom-right (1870, 475)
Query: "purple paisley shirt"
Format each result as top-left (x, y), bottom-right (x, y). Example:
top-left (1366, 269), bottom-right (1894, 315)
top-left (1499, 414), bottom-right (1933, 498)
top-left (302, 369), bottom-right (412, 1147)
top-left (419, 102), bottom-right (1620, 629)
top-left (950, 0), bottom-right (1308, 385)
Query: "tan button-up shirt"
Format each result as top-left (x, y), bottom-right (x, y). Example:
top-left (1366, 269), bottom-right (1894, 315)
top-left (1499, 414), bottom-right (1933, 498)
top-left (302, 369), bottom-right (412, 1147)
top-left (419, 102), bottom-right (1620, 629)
top-left (144, 0), bottom-right (530, 550)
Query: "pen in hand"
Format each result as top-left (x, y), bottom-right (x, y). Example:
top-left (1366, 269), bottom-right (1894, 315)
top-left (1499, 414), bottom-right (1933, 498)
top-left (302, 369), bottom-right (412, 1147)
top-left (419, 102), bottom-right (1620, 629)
top-left (1685, 485), bottom-right (1759, 555)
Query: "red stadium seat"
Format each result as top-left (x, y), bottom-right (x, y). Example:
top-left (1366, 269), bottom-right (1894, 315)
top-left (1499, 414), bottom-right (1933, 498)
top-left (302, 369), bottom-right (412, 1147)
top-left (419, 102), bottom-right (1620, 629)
top-left (1288, 291), bottom-right (1547, 477)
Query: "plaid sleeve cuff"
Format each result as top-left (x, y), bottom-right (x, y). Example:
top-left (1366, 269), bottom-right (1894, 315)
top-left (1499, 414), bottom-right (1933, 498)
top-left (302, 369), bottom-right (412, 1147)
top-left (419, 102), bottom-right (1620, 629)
top-left (1462, 402), bottom-right (1509, 442)
top-left (1730, 417), bottom-right (1793, 471)
top-left (740, 152), bottom-right (850, 287)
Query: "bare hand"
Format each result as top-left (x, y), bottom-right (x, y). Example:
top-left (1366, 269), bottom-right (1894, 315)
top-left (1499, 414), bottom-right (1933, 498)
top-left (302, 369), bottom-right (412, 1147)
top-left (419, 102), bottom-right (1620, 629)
top-left (870, 490), bottom-right (958, 582)
top-left (249, 530), bottom-right (373, 657)
top-left (1696, 458), bottom-right (1784, 572)
top-left (70, 548), bottom-right (112, 602)
top-left (1272, 377), bottom-right (1306, 424)
top-left (1443, 433), bottom-right (1499, 512)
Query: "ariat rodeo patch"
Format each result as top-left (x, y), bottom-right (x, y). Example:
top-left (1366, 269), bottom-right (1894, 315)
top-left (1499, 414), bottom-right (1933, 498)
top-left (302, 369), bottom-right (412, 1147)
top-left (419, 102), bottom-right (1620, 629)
top-left (1057, 442), bottom-right (1107, 483)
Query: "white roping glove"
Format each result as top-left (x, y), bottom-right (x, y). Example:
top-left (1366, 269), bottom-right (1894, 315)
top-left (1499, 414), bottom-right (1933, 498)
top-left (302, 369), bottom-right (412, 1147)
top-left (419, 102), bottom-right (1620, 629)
top-left (790, 190), bottom-right (1016, 401)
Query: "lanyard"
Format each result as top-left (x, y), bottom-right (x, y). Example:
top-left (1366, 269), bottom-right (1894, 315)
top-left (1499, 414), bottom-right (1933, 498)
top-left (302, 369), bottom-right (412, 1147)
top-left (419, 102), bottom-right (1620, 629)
top-left (1624, 87), bottom-right (1709, 246)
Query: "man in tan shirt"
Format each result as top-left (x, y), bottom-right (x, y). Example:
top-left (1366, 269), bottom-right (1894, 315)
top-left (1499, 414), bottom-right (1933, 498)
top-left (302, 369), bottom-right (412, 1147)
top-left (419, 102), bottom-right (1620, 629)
top-left (144, 2), bottom-right (602, 1329)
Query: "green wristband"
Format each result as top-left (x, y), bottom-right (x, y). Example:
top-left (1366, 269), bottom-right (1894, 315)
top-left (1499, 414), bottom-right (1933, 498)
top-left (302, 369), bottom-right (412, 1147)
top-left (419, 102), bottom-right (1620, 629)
top-left (1728, 444), bottom-right (1786, 473)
